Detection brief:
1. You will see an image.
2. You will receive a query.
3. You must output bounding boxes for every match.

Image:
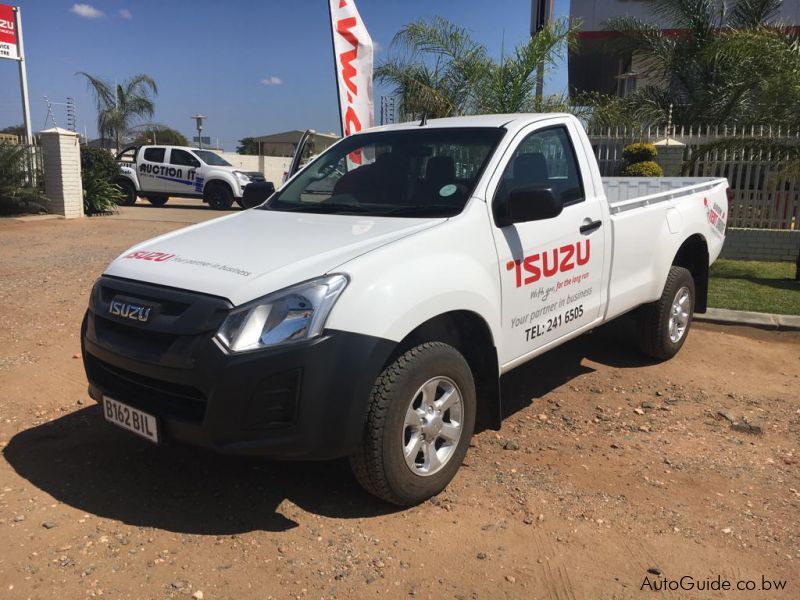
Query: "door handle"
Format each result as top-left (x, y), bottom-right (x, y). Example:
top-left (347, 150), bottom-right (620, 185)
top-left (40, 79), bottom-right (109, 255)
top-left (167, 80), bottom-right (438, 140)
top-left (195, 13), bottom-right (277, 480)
top-left (580, 219), bottom-right (602, 235)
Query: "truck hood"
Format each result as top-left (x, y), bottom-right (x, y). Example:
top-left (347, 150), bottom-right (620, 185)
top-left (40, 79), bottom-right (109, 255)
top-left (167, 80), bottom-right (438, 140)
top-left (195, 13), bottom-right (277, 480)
top-left (104, 210), bottom-right (443, 305)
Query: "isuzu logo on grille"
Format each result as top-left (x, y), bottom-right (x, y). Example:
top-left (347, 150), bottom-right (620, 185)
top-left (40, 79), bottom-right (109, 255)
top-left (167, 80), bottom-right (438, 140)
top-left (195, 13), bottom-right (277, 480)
top-left (109, 299), bottom-right (152, 323)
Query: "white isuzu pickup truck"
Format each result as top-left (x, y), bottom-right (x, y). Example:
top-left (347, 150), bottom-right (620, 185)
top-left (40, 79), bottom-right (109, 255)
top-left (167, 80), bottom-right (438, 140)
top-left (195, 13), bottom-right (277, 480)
top-left (115, 145), bottom-right (274, 210)
top-left (82, 114), bottom-right (729, 505)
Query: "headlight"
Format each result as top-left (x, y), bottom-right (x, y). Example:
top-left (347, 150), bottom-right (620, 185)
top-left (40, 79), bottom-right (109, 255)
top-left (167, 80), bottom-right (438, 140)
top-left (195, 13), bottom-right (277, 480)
top-left (215, 274), bottom-right (348, 353)
top-left (234, 171), bottom-right (251, 183)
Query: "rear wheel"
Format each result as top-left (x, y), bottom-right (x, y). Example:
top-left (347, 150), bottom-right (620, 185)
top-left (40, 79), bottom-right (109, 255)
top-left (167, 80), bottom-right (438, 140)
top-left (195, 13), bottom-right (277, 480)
top-left (117, 179), bottom-right (137, 206)
top-left (637, 266), bottom-right (695, 360)
top-left (350, 342), bottom-right (476, 506)
top-left (203, 182), bottom-right (234, 210)
top-left (146, 195), bottom-right (169, 206)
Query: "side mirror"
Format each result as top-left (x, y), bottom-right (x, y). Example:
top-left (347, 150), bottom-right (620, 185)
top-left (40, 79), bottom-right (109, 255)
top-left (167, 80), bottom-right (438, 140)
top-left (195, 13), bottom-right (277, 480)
top-left (495, 186), bottom-right (562, 227)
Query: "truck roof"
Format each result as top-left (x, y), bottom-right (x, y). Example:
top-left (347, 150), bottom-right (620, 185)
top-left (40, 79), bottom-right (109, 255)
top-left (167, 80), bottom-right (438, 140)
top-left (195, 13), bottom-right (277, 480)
top-left (365, 113), bottom-right (575, 134)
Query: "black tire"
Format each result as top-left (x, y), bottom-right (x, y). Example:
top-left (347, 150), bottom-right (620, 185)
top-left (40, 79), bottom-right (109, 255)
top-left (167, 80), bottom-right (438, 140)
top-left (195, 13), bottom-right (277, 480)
top-left (203, 181), bottom-right (234, 210)
top-left (146, 195), bottom-right (169, 206)
top-left (350, 342), bottom-right (476, 506)
top-left (637, 266), bottom-right (695, 360)
top-left (117, 179), bottom-right (137, 206)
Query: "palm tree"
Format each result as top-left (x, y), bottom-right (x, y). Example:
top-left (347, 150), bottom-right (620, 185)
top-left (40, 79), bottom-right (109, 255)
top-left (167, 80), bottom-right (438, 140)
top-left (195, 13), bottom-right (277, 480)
top-left (78, 73), bottom-right (158, 152)
top-left (376, 17), bottom-right (578, 120)
top-left (376, 17), bottom-right (489, 119)
top-left (589, 0), bottom-right (795, 128)
top-left (476, 18), bottom-right (576, 114)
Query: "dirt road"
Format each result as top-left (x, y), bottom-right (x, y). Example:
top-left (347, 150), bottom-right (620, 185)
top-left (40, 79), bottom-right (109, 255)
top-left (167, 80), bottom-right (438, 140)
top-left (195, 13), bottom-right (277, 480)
top-left (1, 216), bottom-right (798, 599)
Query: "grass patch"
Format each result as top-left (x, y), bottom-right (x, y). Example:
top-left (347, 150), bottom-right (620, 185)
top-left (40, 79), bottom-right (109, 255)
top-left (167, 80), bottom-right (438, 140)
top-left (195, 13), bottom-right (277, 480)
top-left (708, 259), bottom-right (799, 315)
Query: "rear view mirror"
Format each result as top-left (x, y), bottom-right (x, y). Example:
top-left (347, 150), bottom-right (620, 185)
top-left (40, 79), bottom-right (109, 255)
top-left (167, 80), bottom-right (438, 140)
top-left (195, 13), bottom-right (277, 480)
top-left (495, 186), bottom-right (562, 227)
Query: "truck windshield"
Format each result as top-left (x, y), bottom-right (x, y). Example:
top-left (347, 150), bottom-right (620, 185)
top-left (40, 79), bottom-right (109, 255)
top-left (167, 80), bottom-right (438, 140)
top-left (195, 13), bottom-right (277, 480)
top-left (263, 127), bottom-right (504, 218)
top-left (194, 150), bottom-right (232, 167)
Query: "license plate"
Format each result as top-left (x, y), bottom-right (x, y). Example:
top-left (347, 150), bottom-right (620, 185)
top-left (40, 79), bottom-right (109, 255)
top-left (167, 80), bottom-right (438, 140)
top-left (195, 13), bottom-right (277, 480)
top-left (102, 397), bottom-right (159, 443)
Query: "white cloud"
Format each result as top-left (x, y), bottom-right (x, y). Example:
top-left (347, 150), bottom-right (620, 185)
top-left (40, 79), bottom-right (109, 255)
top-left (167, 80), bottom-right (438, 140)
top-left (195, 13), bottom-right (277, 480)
top-left (261, 76), bottom-right (283, 86)
top-left (119, 9), bottom-right (132, 20)
top-left (373, 40), bottom-right (383, 53)
top-left (70, 4), bottom-right (104, 19)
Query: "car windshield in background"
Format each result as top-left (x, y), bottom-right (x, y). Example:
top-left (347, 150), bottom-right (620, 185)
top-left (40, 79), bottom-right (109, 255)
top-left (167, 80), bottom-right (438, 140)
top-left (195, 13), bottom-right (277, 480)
top-left (194, 150), bottom-right (232, 166)
top-left (263, 127), bottom-right (505, 218)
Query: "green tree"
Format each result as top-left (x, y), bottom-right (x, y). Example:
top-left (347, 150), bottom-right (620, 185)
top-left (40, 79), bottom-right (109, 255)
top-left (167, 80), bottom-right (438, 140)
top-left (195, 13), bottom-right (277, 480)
top-left (0, 142), bottom-right (46, 214)
top-left (78, 72), bottom-right (158, 152)
top-left (376, 16), bottom-right (578, 119)
top-left (0, 124), bottom-right (25, 140)
top-left (590, 0), bottom-right (797, 128)
top-left (80, 146), bottom-right (123, 214)
top-left (236, 137), bottom-right (260, 155)
top-left (130, 124), bottom-right (188, 147)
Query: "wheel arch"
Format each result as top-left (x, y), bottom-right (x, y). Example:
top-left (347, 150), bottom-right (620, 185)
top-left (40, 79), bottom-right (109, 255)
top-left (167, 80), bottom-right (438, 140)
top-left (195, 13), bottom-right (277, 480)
top-left (383, 310), bottom-right (502, 432)
top-left (671, 233), bottom-right (709, 313)
top-left (203, 177), bottom-right (234, 195)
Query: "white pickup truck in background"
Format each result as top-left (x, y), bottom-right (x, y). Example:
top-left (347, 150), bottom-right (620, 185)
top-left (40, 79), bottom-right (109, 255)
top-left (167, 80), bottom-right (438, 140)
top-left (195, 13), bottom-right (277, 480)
top-left (82, 113), bottom-right (729, 506)
top-left (115, 145), bottom-right (275, 210)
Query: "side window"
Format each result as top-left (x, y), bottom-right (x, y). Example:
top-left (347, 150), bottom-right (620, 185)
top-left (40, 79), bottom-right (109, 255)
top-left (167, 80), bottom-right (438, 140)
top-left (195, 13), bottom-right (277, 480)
top-left (170, 149), bottom-right (200, 167)
top-left (495, 126), bottom-right (584, 207)
top-left (143, 147), bottom-right (165, 163)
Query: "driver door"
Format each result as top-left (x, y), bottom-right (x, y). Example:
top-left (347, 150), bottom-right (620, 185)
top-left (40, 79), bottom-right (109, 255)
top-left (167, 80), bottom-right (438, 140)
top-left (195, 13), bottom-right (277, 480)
top-left (489, 120), bottom-right (607, 366)
top-left (165, 148), bottom-right (201, 195)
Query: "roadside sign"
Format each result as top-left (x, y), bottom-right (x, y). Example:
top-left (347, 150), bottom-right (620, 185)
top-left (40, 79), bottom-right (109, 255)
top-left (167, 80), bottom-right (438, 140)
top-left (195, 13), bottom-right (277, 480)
top-left (193, 136), bottom-right (211, 144)
top-left (0, 3), bottom-right (19, 60)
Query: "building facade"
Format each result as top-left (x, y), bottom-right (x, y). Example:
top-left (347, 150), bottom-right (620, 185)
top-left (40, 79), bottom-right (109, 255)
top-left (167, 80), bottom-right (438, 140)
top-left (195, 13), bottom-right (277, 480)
top-left (568, 0), bottom-right (800, 96)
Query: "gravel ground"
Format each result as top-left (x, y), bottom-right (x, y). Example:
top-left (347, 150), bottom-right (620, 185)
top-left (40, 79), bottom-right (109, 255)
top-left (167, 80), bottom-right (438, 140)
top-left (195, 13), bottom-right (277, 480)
top-left (0, 216), bottom-right (798, 599)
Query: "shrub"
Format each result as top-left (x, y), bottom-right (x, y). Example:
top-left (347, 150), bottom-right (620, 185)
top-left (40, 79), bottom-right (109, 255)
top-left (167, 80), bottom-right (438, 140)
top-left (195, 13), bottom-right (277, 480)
top-left (622, 143), bottom-right (657, 164)
top-left (0, 142), bottom-right (48, 215)
top-left (621, 160), bottom-right (664, 177)
top-left (80, 146), bottom-right (123, 214)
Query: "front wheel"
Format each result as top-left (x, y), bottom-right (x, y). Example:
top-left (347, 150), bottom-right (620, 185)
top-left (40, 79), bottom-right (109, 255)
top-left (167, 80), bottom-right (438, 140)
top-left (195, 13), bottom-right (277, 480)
top-left (637, 266), bottom-right (695, 360)
top-left (146, 195), bottom-right (169, 206)
top-left (203, 182), bottom-right (234, 210)
top-left (116, 179), bottom-right (137, 206)
top-left (350, 342), bottom-right (476, 506)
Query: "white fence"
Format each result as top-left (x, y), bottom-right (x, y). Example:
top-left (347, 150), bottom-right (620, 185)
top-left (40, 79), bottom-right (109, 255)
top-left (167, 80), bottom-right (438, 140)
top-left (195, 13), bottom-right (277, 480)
top-left (587, 125), bottom-right (800, 230)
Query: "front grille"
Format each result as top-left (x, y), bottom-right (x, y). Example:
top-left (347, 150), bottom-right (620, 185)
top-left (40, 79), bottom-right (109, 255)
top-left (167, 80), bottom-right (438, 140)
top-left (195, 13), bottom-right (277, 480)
top-left (86, 354), bottom-right (207, 423)
top-left (98, 282), bottom-right (191, 317)
top-left (93, 315), bottom-right (179, 362)
top-left (88, 276), bottom-right (232, 368)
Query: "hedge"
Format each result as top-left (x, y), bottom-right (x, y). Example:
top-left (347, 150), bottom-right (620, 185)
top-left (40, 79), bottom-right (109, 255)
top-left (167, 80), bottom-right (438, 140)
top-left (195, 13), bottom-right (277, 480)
top-left (621, 160), bottom-right (664, 177)
top-left (622, 143), bottom-right (658, 164)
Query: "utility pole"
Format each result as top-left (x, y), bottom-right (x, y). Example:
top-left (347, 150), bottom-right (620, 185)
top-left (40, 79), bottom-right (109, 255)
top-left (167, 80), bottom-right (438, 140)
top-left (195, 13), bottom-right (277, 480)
top-left (191, 114), bottom-right (205, 150)
top-left (530, 0), bottom-right (554, 102)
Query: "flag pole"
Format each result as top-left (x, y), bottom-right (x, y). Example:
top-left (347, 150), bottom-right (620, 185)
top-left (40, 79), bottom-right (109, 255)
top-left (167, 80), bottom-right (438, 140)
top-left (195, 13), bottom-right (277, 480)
top-left (327, 1), bottom-right (345, 137)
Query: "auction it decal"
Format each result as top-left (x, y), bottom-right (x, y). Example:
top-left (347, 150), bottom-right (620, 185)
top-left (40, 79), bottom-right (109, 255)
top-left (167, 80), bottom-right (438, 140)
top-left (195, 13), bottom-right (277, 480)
top-left (507, 240), bottom-right (590, 288)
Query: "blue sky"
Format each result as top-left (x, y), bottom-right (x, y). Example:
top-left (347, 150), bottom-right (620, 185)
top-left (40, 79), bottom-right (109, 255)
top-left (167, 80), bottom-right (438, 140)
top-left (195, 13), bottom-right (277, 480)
top-left (0, 0), bottom-right (569, 149)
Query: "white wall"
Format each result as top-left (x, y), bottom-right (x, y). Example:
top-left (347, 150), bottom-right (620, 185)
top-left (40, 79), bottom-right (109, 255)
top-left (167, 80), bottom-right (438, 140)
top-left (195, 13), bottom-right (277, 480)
top-left (216, 152), bottom-right (291, 186)
top-left (40, 128), bottom-right (83, 219)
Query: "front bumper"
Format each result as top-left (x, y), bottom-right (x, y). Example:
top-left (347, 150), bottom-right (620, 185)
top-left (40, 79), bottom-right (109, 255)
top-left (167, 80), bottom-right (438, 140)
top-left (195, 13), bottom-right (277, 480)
top-left (81, 276), bottom-right (395, 459)
top-left (241, 181), bottom-right (276, 207)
